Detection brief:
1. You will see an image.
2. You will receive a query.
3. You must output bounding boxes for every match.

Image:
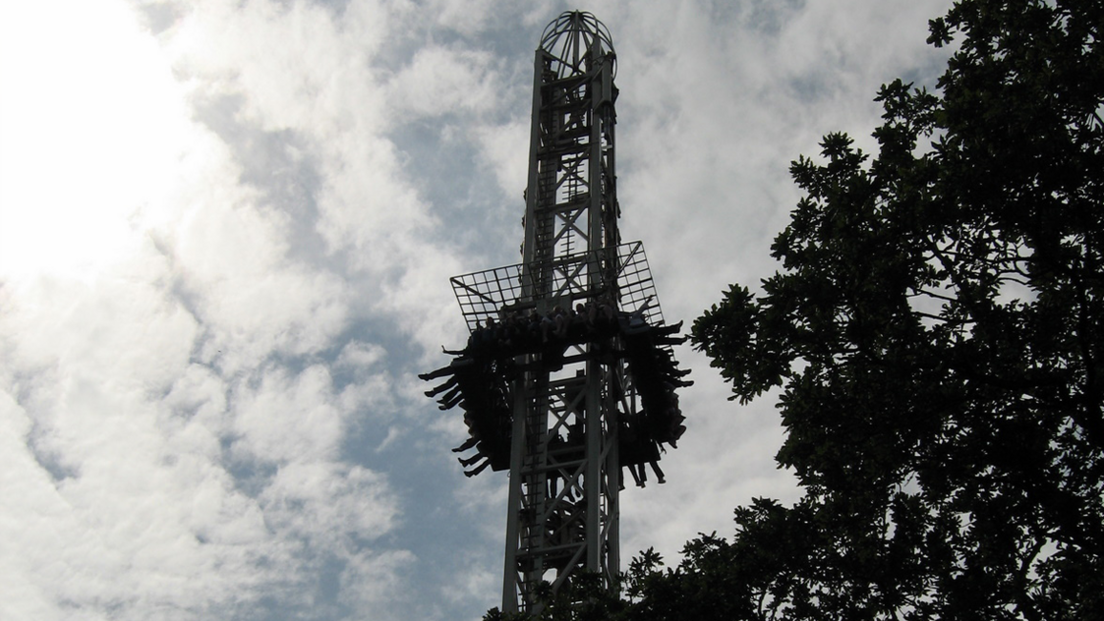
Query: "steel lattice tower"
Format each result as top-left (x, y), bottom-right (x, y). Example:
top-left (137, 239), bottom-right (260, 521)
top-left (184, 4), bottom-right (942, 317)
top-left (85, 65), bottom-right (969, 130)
top-left (422, 11), bottom-right (689, 616)
top-left (507, 12), bottom-right (620, 610)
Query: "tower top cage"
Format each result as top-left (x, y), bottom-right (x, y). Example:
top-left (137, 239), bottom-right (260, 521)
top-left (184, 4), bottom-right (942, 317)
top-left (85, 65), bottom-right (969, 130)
top-left (539, 11), bottom-right (616, 79)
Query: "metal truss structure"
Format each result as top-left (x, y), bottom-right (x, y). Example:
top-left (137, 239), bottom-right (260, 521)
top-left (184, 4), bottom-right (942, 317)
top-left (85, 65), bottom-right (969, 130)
top-left (507, 13), bottom-right (622, 611)
top-left (449, 242), bottom-right (664, 332)
top-left (449, 242), bottom-right (667, 612)
top-left (423, 12), bottom-right (689, 616)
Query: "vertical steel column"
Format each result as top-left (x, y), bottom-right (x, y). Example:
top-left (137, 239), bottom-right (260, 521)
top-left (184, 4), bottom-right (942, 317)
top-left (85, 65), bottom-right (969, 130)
top-left (503, 12), bottom-right (621, 614)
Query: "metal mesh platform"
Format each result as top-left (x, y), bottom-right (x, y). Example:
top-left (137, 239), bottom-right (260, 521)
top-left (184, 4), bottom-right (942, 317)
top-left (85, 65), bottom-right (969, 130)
top-left (449, 241), bottom-right (665, 332)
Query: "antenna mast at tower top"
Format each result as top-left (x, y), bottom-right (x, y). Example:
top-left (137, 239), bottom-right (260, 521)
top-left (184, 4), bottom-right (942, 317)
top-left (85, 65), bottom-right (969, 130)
top-left (421, 11), bottom-right (691, 615)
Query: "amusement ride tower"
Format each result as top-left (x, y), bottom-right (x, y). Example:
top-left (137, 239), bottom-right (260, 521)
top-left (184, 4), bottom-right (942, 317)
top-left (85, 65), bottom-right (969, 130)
top-left (421, 11), bottom-right (690, 614)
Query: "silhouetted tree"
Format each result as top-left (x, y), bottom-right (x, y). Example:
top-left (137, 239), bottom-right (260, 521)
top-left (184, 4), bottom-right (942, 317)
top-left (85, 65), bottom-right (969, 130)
top-left (487, 0), bottom-right (1103, 618)
top-left (689, 0), bottom-right (1104, 618)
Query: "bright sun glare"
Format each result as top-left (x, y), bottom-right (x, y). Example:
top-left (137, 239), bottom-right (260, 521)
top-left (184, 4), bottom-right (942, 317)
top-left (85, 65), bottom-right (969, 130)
top-left (0, 0), bottom-right (191, 284)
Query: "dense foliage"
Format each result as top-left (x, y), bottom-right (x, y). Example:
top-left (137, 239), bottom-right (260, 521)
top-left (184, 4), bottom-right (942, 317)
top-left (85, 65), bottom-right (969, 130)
top-left (488, 0), bottom-right (1104, 618)
top-left (690, 0), bottom-right (1104, 618)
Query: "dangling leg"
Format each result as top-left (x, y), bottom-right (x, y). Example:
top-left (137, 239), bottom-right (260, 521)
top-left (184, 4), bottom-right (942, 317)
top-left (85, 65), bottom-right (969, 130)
top-left (453, 436), bottom-right (479, 453)
top-left (649, 460), bottom-right (665, 484)
top-left (464, 458), bottom-right (491, 477)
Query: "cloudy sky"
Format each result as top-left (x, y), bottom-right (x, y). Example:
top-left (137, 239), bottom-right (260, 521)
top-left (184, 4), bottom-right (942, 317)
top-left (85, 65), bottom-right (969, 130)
top-left (0, 0), bottom-right (953, 619)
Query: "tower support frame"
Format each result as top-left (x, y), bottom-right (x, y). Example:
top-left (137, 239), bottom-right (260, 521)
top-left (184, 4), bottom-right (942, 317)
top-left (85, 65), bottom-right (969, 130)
top-left (504, 14), bottom-right (621, 611)
top-left (426, 12), bottom-right (688, 617)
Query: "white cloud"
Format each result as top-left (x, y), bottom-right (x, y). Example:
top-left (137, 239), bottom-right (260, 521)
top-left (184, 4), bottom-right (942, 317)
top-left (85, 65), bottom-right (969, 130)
top-left (0, 0), bottom-right (191, 284)
top-left (0, 382), bottom-right (274, 619)
top-left (162, 179), bottom-right (351, 373)
top-left (232, 365), bottom-right (346, 463)
top-left (260, 461), bottom-right (400, 545)
top-left (1, 0), bottom-right (418, 618)
top-left (335, 339), bottom-right (387, 373)
top-left (472, 118), bottom-right (529, 200)
top-left (335, 549), bottom-right (417, 619)
top-left (385, 46), bottom-right (500, 119)
top-left (419, 0), bottom-right (557, 36)
top-left (162, 0), bottom-right (478, 360)
top-left (167, 0), bottom-right (390, 134)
